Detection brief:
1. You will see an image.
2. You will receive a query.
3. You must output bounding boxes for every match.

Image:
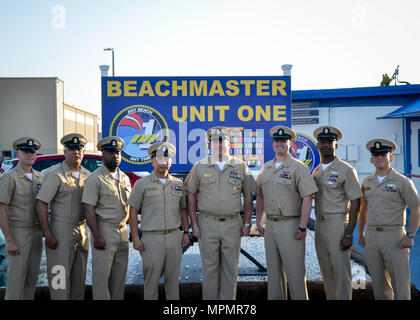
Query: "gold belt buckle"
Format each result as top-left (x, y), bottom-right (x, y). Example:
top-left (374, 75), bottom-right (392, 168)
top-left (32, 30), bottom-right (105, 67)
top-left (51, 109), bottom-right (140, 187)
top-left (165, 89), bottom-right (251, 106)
top-left (164, 230), bottom-right (170, 234)
top-left (376, 226), bottom-right (384, 231)
top-left (319, 216), bottom-right (325, 221)
top-left (33, 223), bottom-right (39, 229)
top-left (272, 217), bottom-right (279, 222)
top-left (219, 217), bottom-right (226, 221)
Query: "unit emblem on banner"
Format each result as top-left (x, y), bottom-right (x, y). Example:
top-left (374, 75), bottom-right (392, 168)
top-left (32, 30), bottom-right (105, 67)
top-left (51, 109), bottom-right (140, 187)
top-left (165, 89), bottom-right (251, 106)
top-left (109, 104), bottom-right (169, 164)
top-left (289, 133), bottom-right (321, 173)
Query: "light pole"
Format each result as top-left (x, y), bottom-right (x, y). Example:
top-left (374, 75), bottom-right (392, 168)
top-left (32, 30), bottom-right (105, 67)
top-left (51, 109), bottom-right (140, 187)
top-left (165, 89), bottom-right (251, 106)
top-left (103, 48), bottom-right (114, 76)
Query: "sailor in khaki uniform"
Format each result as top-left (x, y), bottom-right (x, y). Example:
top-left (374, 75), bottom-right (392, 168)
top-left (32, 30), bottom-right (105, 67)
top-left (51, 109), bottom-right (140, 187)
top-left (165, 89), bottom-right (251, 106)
top-left (311, 126), bottom-right (362, 300)
top-left (0, 137), bottom-right (43, 299)
top-left (82, 136), bottom-right (131, 300)
top-left (185, 126), bottom-right (256, 300)
top-left (359, 139), bottom-right (420, 300)
top-left (36, 133), bottom-right (90, 299)
top-left (128, 142), bottom-right (190, 300)
top-left (256, 126), bottom-right (318, 300)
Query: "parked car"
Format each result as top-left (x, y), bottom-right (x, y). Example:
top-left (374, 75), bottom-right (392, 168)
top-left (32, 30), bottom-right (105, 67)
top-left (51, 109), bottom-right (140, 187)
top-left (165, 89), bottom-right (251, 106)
top-left (0, 159), bottom-right (14, 174)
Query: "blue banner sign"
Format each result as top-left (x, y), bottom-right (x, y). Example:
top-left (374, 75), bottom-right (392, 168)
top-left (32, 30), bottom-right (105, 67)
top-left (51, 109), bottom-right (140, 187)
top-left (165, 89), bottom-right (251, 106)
top-left (102, 76), bottom-right (291, 172)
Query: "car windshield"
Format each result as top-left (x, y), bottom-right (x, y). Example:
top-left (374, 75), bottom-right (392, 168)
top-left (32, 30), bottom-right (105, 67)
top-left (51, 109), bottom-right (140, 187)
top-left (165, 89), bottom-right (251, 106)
top-left (82, 157), bottom-right (102, 172)
top-left (32, 158), bottom-right (64, 172)
top-left (16, 156), bottom-right (103, 173)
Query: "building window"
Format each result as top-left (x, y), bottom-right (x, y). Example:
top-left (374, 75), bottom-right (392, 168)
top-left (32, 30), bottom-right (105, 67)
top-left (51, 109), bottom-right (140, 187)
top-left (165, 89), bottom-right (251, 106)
top-left (2, 151), bottom-right (12, 158)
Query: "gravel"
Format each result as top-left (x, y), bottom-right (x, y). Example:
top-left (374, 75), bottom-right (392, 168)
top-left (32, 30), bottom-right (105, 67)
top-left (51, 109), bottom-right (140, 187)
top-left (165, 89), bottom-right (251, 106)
top-left (32, 227), bottom-right (370, 287)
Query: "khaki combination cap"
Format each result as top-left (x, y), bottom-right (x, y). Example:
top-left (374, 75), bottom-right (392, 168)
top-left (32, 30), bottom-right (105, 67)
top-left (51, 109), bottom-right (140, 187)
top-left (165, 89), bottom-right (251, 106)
top-left (12, 137), bottom-right (41, 152)
top-left (97, 136), bottom-right (125, 151)
top-left (148, 141), bottom-right (176, 158)
top-left (269, 125), bottom-right (296, 141)
top-left (366, 138), bottom-right (397, 154)
top-left (313, 125), bottom-right (343, 141)
top-left (60, 133), bottom-right (87, 149)
top-left (206, 126), bottom-right (232, 142)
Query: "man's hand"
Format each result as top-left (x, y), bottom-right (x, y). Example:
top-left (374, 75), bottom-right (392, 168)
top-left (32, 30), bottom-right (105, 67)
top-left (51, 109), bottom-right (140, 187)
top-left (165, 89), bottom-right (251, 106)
top-left (6, 239), bottom-right (20, 256)
top-left (257, 223), bottom-right (265, 236)
top-left (241, 226), bottom-right (250, 237)
top-left (132, 237), bottom-right (144, 254)
top-left (192, 225), bottom-right (201, 239)
top-left (340, 235), bottom-right (353, 250)
top-left (400, 236), bottom-right (414, 249)
top-left (45, 233), bottom-right (58, 249)
top-left (295, 228), bottom-right (307, 240)
top-left (94, 237), bottom-right (106, 250)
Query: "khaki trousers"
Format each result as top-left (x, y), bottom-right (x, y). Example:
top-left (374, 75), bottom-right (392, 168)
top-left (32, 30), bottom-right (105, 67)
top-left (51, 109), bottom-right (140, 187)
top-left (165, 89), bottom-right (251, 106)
top-left (91, 222), bottom-right (129, 300)
top-left (264, 218), bottom-right (308, 300)
top-left (315, 213), bottom-right (352, 300)
top-left (46, 219), bottom-right (89, 300)
top-left (365, 226), bottom-right (411, 300)
top-left (197, 213), bottom-right (242, 300)
top-left (141, 229), bottom-right (183, 300)
top-left (5, 227), bottom-right (43, 300)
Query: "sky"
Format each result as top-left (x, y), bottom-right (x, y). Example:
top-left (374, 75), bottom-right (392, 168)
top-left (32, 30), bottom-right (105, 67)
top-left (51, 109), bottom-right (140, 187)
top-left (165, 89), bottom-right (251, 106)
top-left (1, 0), bottom-right (419, 119)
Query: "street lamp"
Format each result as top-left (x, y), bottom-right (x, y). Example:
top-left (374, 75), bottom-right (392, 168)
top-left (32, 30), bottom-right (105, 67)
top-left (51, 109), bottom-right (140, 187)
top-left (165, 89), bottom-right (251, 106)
top-left (103, 48), bottom-right (114, 76)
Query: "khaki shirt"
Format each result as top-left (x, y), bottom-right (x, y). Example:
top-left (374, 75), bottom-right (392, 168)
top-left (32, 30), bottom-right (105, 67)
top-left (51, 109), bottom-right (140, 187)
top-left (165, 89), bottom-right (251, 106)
top-left (312, 156), bottom-right (362, 215)
top-left (127, 171), bottom-right (186, 231)
top-left (257, 154), bottom-right (318, 217)
top-left (0, 164), bottom-right (43, 227)
top-left (362, 168), bottom-right (420, 226)
top-left (185, 156), bottom-right (257, 216)
top-left (82, 165), bottom-right (131, 225)
top-left (36, 161), bottom-right (91, 224)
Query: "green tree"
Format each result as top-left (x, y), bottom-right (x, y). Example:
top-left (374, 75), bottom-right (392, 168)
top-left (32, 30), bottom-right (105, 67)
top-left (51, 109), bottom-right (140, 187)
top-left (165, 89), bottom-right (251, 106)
top-left (380, 73), bottom-right (392, 86)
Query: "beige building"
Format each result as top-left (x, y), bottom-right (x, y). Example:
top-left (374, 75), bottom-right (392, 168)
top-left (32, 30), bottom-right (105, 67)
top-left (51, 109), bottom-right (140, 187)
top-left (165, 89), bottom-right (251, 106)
top-left (63, 104), bottom-right (97, 153)
top-left (0, 77), bottom-right (98, 161)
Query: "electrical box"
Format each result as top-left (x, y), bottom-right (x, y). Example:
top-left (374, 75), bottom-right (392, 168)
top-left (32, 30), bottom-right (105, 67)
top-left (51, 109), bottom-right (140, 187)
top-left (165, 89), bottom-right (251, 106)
top-left (347, 144), bottom-right (359, 161)
top-left (336, 144), bottom-right (347, 160)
